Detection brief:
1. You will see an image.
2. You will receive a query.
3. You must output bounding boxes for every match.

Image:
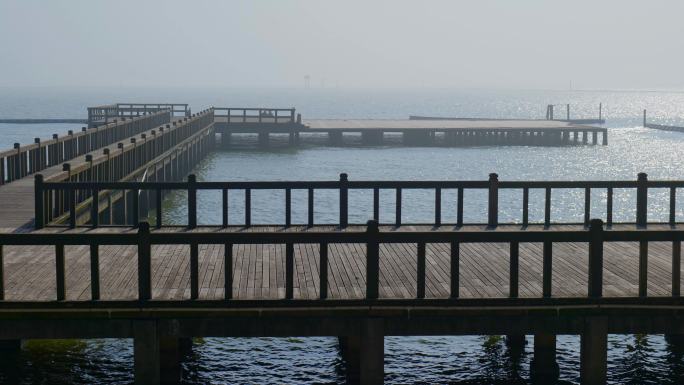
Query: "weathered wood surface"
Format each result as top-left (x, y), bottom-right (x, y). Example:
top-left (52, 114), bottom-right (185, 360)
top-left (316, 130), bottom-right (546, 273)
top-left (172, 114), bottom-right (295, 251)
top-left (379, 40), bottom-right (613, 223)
top-left (1, 225), bottom-right (678, 301)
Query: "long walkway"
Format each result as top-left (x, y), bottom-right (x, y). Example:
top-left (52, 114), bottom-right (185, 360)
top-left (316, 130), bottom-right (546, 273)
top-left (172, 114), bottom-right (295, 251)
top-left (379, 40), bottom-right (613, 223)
top-left (2, 224), bottom-right (677, 301)
top-left (0, 117), bottom-right (186, 232)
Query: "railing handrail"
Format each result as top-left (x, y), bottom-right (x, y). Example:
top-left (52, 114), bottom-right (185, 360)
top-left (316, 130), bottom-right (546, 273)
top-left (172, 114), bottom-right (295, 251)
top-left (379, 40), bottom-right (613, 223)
top-left (39, 178), bottom-right (684, 190)
top-left (3, 225), bottom-right (684, 245)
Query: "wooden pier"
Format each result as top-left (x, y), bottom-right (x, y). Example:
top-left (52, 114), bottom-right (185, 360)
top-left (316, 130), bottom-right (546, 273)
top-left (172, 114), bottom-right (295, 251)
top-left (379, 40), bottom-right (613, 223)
top-left (0, 102), bottom-right (681, 385)
top-left (643, 109), bottom-right (684, 133)
top-left (213, 107), bottom-right (608, 148)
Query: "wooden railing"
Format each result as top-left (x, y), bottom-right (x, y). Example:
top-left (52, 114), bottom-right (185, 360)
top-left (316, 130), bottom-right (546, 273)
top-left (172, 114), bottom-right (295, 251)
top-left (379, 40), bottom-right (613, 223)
top-left (87, 103), bottom-right (189, 128)
top-left (37, 172), bottom-right (682, 229)
top-left (0, 110), bottom-right (171, 185)
top-left (34, 109), bottom-right (215, 228)
top-left (115, 103), bottom-right (190, 117)
top-left (643, 109), bottom-right (684, 132)
top-left (0, 219), bottom-right (682, 302)
top-left (213, 107), bottom-right (298, 124)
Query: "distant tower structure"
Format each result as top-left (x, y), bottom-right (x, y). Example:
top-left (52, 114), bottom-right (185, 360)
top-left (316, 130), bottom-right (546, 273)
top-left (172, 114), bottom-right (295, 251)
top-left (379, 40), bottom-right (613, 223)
top-left (304, 75), bottom-right (310, 89)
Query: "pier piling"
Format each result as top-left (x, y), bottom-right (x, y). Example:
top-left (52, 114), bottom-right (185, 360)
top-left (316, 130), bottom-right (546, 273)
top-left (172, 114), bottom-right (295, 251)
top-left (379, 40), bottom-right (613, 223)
top-left (580, 318), bottom-right (608, 385)
top-left (159, 337), bottom-right (191, 384)
top-left (338, 319), bottom-right (384, 385)
top-left (134, 320), bottom-right (160, 385)
top-left (505, 334), bottom-right (527, 362)
top-left (531, 333), bottom-right (559, 382)
top-left (361, 319), bottom-right (384, 385)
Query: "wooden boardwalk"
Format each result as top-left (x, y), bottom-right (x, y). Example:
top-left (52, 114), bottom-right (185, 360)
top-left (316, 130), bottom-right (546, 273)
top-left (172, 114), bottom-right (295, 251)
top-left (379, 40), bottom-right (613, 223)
top-left (0, 117), bottom-right (188, 231)
top-left (2, 224), bottom-right (678, 302)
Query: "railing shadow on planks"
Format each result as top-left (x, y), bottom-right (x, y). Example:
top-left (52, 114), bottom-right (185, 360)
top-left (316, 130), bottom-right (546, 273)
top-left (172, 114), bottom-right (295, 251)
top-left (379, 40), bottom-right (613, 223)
top-left (36, 172), bottom-right (676, 229)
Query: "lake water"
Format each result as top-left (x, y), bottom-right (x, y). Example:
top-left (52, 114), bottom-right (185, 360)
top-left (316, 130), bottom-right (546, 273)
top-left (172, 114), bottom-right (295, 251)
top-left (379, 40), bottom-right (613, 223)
top-left (1, 87), bottom-right (684, 384)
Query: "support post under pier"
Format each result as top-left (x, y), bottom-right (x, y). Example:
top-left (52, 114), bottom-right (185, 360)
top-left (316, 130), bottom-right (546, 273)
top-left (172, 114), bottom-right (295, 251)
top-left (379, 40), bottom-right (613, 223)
top-left (531, 333), bottom-right (559, 383)
top-left (134, 320), bottom-right (191, 385)
top-left (134, 320), bottom-right (159, 385)
top-left (339, 319), bottom-right (384, 385)
top-left (329, 131), bottom-right (343, 146)
top-left (221, 132), bottom-right (231, 148)
top-left (288, 131), bottom-right (299, 146)
top-left (258, 132), bottom-right (269, 148)
top-left (505, 334), bottom-right (527, 363)
top-left (159, 337), bottom-right (192, 384)
top-left (580, 318), bottom-right (607, 385)
top-left (361, 131), bottom-right (383, 146)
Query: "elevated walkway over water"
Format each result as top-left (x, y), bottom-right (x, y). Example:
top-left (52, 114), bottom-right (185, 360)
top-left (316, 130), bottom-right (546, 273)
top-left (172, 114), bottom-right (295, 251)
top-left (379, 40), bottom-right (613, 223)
top-left (0, 101), bottom-right (677, 385)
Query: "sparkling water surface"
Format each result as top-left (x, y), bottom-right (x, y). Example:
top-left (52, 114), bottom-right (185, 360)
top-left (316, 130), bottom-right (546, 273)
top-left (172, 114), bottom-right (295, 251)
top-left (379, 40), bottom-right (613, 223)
top-left (1, 87), bottom-right (684, 384)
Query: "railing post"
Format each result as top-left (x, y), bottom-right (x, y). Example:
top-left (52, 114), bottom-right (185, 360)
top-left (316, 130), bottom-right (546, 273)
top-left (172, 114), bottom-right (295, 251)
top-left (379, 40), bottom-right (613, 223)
top-left (285, 243), bottom-right (294, 299)
top-left (509, 242), bottom-right (519, 298)
top-left (285, 188), bottom-right (291, 227)
top-left (588, 219), bottom-right (604, 298)
top-left (55, 243), bottom-right (65, 301)
top-left (643, 109), bottom-right (647, 127)
top-left (190, 242), bottom-right (199, 299)
top-left (339, 173), bottom-right (348, 228)
top-left (63, 163), bottom-right (76, 229)
top-left (417, 242), bottom-right (426, 298)
top-left (224, 243), bottom-right (233, 300)
top-left (307, 188), bottom-right (314, 227)
top-left (488, 173), bottom-right (499, 227)
top-left (13, 143), bottom-right (21, 180)
top-left (319, 242), bottom-right (328, 299)
top-left (34, 174), bottom-right (44, 229)
top-left (0, 245), bottom-right (4, 300)
top-left (636, 173), bottom-right (648, 228)
top-left (188, 174), bottom-right (197, 229)
top-left (366, 220), bottom-right (380, 299)
top-left (434, 188), bottom-right (441, 226)
top-left (137, 221), bottom-right (151, 301)
top-left (90, 244), bottom-right (100, 300)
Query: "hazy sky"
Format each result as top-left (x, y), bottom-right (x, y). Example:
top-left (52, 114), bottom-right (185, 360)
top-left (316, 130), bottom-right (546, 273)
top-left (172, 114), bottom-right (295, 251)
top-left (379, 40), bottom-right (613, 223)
top-left (1, 0), bottom-right (683, 90)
